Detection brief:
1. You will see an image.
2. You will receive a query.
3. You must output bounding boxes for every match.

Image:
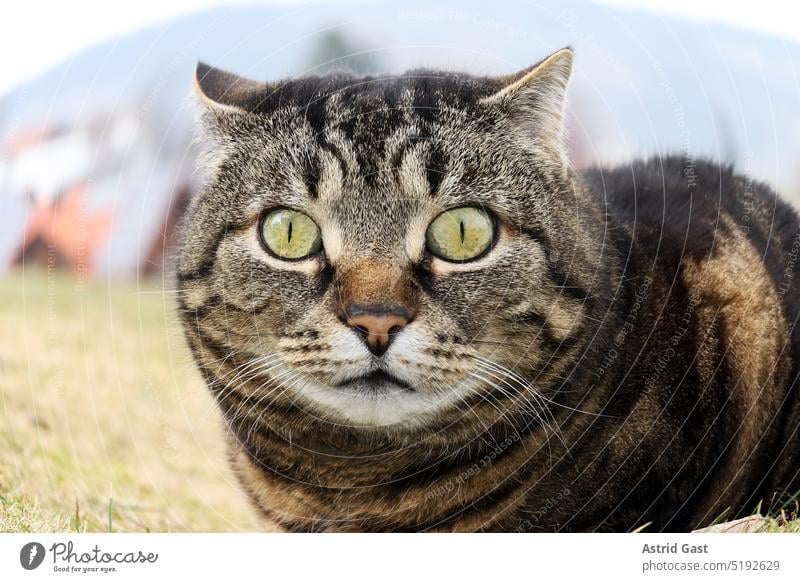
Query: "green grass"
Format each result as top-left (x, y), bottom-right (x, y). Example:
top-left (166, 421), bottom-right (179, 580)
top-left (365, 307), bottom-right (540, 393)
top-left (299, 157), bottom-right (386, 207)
top-left (757, 495), bottom-right (800, 532)
top-left (0, 268), bottom-right (257, 532)
top-left (761, 517), bottom-right (800, 533)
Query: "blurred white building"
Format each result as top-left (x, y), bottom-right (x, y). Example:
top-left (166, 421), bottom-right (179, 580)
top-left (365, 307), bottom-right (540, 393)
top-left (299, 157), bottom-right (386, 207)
top-left (0, 106), bottom-right (194, 277)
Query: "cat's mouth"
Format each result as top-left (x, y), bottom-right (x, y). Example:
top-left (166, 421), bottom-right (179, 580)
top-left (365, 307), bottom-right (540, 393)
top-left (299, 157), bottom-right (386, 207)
top-left (335, 369), bottom-right (413, 391)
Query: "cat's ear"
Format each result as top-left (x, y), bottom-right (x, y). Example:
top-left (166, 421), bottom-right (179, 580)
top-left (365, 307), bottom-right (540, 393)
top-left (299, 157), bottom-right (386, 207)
top-left (193, 63), bottom-right (269, 172)
top-left (482, 48), bottom-right (573, 158)
top-left (193, 62), bottom-right (274, 148)
top-left (194, 62), bottom-right (268, 115)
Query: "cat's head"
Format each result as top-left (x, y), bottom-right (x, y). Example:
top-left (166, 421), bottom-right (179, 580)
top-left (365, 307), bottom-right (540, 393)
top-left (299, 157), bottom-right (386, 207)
top-left (178, 48), bottom-right (606, 431)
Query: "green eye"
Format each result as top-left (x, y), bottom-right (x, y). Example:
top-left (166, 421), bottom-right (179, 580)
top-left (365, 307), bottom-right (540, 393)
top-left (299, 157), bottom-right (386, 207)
top-left (425, 206), bottom-right (495, 262)
top-left (259, 208), bottom-right (322, 260)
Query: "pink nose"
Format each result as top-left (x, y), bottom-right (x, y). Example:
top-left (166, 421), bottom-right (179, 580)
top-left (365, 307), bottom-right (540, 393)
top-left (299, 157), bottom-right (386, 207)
top-left (345, 308), bottom-right (412, 356)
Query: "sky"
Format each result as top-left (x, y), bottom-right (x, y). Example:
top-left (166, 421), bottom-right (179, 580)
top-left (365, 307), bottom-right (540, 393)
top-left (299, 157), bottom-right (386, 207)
top-left (0, 0), bottom-right (798, 98)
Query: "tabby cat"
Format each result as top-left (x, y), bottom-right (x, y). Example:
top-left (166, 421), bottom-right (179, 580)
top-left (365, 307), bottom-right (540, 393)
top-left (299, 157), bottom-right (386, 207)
top-left (177, 48), bottom-right (800, 532)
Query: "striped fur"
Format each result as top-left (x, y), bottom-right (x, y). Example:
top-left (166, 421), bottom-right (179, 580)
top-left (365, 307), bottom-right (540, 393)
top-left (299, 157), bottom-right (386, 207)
top-left (177, 49), bottom-right (800, 531)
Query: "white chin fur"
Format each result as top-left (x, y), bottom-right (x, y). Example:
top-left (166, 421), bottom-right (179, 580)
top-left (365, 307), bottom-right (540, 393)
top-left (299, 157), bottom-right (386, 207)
top-left (294, 376), bottom-right (469, 428)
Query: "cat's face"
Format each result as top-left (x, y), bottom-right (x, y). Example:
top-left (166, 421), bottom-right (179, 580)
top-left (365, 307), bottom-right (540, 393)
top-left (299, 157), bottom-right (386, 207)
top-left (179, 49), bottom-right (599, 429)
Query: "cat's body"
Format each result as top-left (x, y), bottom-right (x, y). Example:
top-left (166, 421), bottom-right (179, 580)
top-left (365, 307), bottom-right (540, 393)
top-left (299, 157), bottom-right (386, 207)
top-left (178, 50), bottom-right (800, 531)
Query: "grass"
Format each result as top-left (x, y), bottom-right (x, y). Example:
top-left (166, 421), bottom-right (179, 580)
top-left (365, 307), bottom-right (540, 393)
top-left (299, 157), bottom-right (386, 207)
top-left (755, 496), bottom-right (800, 532)
top-left (761, 517), bottom-right (800, 533)
top-left (0, 268), bottom-right (257, 532)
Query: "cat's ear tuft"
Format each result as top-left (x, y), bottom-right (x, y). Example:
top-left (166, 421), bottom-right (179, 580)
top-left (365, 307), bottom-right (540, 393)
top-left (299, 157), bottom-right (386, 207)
top-left (482, 47), bottom-right (574, 157)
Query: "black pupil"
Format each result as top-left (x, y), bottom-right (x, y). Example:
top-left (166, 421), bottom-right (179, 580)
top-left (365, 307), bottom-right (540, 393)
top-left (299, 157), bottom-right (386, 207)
top-left (459, 220), bottom-right (465, 244)
top-left (287, 220), bottom-right (293, 243)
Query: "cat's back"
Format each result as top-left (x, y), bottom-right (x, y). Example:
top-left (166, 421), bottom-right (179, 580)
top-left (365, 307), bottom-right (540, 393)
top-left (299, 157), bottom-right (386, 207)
top-left (582, 156), bottom-right (800, 334)
top-left (582, 156), bottom-right (800, 524)
top-left (583, 156), bottom-right (798, 262)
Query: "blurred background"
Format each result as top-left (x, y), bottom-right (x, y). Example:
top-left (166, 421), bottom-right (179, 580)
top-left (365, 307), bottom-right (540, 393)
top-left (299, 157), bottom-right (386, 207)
top-left (2, 0), bottom-right (799, 279)
top-left (1, 0), bottom-right (800, 532)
